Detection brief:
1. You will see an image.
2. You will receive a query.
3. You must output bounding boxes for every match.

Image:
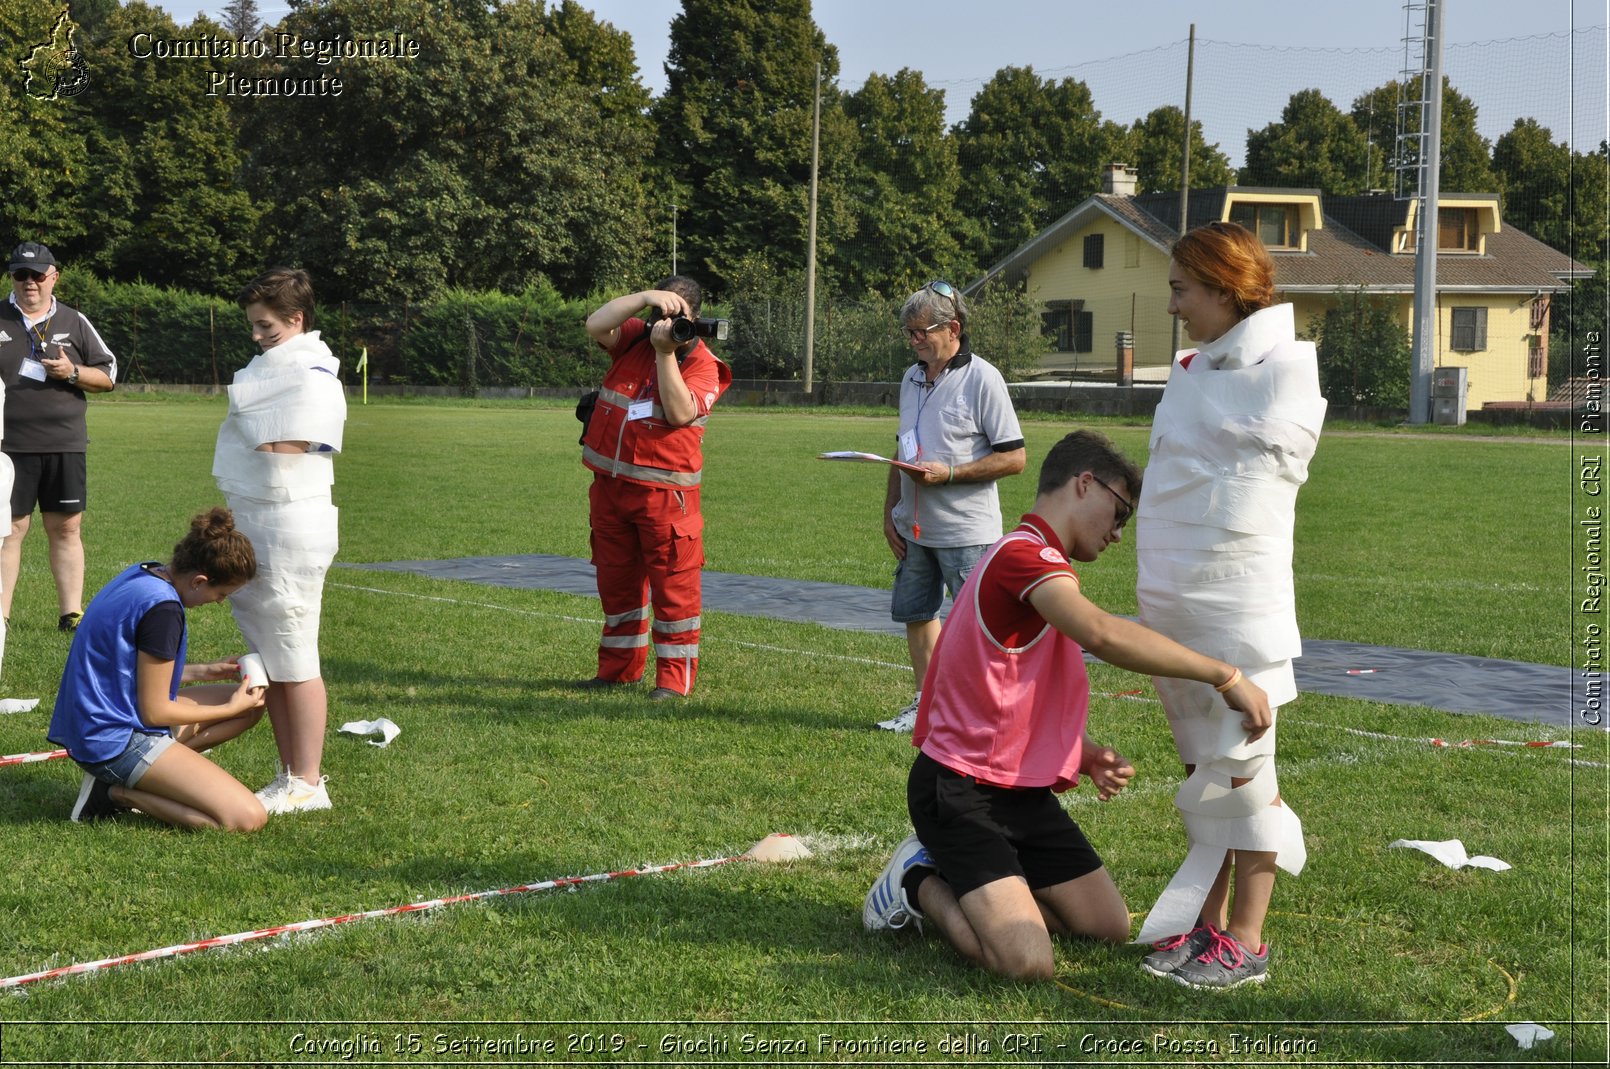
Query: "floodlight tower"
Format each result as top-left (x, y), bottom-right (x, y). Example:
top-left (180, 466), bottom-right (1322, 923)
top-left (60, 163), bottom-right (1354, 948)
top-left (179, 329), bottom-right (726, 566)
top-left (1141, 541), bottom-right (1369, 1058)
top-left (1399, 0), bottom-right (1445, 425)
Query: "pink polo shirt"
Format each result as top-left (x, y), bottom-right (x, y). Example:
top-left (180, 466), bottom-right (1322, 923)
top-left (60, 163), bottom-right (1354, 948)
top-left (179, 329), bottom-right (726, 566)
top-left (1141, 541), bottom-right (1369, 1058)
top-left (914, 515), bottom-right (1092, 792)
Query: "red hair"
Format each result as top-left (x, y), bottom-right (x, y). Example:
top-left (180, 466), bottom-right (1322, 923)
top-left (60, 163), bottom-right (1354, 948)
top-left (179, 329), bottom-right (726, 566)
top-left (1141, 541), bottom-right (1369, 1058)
top-left (1171, 221), bottom-right (1276, 318)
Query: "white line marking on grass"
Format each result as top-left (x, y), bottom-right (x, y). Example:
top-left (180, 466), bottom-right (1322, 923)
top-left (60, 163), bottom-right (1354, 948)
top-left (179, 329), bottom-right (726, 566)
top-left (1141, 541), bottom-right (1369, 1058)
top-left (329, 582), bottom-right (912, 671)
top-left (1291, 720), bottom-right (1605, 768)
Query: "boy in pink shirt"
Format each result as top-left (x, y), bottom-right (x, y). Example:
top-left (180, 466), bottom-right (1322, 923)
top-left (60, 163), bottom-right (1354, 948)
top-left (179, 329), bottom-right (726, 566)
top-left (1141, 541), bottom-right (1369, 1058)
top-left (863, 430), bottom-right (1271, 982)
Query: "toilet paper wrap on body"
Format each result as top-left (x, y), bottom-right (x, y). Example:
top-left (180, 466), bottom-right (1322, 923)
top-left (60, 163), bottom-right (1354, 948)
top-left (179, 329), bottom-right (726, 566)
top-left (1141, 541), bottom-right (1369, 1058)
top-left (1132, 304), bottom-right (1325, 945)
top-left (214, 332), bottom-right (346, 682)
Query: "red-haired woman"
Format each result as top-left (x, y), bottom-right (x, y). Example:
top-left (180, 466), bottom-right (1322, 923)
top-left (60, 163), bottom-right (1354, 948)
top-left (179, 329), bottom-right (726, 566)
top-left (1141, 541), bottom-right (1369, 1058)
top-left (1133, 221), bottom-right (1328, 990)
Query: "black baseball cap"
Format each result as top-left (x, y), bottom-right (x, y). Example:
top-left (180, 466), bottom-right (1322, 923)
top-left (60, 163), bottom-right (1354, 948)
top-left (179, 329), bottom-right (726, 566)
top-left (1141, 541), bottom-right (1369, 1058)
top-left (8, 243), bottom-right (58, 272)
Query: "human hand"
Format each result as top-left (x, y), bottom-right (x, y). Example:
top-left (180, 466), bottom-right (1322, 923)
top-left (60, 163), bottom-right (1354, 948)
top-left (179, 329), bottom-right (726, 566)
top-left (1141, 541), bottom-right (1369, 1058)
top-left (883, 514), bottom-right (906, 559)
top-left (643, 289), bottom-right (691, 320)
top-left (42, 352), bottom-right (75, 380)
top-left (231, 678), bottom-right (268, 712)
top-left (1221, 671), bottom-right (1272, 740)
top-left (916, 460), bottom-right (951, 487)
top-left (1085, 746), bottom-right (1135, 801)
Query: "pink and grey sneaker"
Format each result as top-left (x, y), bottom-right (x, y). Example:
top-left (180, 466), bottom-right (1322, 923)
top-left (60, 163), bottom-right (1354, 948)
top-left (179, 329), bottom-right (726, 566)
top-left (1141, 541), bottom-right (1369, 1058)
top-left (1169, 927), bottom-right (1269, 990)
top-left (1140, 923), bottom-right (1217, 977)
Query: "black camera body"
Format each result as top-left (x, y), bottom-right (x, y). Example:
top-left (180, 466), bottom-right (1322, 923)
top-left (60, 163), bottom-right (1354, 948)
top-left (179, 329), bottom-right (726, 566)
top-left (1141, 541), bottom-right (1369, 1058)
top-left (668, 315), bottom-right (730, 343)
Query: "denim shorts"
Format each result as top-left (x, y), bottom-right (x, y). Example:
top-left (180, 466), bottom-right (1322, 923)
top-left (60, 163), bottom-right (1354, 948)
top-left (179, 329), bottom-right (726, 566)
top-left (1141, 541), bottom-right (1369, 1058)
top-left (890, 541), bottom-right (987, 624)
top-left (77, 731), bottom-right (175, 789)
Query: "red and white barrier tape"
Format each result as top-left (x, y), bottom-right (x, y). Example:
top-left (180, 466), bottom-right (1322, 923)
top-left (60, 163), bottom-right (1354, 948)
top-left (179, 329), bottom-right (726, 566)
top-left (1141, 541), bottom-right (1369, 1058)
top-left (0, 747), bottom-right (68, 768)
top-left (0, 855), bottom-right (742, 989)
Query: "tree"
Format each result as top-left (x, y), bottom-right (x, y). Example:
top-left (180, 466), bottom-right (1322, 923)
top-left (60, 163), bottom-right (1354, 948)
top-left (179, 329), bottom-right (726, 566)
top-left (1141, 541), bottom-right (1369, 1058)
top-left (1304, 288), bottom-right (1410, 407)
top-left (542, 0), bottom-right (651, 123)
top-left (235, 0), bottom-right (654, 302)
top-left (0, 0), bottom-right (91, 248)
top-left (834, 68), bottom-right (965, 299)
top-left (1350, 77), bottom-right (1496, 194)
top-left (1240, 88), bottom-right (1378, 194)
top-left (1492, 118), bottom-right (1573, 252)
top-left (1127, 105), bottom-right (1235, 194)
top-left (69, 3), bottom-right (263, 294)
top-left (220, 0), bottom-right (264, 40)
top-left (953, 66), bottom-right (1130, 268)
top-left (651, 0), bottom-right (857, 295)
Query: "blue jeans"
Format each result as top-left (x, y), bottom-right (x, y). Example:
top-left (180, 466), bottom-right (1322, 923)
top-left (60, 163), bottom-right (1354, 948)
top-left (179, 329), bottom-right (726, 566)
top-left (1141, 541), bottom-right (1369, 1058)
top-left (891, 541), bottom-right (987, 624)
top-left (77, 731), bottom-right (174, 788)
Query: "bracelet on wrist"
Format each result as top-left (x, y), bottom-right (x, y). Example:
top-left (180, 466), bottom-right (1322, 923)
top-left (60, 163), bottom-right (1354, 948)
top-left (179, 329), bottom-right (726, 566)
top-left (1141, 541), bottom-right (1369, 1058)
top-left (1214, 667), bottom-right (1243, 693)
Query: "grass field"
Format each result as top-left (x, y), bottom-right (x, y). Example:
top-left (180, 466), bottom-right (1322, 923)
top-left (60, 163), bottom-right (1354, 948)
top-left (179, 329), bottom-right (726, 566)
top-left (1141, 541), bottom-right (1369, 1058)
top-left (0, 396), bottom-right (1601, 1066)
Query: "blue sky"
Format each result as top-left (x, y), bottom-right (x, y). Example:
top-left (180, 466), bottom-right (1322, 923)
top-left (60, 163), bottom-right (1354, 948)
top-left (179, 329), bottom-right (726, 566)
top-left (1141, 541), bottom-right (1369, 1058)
top-left (141, 0), bottom-right (1608, 160)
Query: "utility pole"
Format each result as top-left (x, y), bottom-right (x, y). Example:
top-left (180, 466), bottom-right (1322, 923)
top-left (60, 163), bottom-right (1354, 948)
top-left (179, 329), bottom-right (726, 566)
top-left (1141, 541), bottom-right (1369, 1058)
top-left (1405, 0), bottom-right (1444, 424)
top-left (1172, 23), bottom-right (1195, 356)
top-left (802, 63), bottom-right (821, 394)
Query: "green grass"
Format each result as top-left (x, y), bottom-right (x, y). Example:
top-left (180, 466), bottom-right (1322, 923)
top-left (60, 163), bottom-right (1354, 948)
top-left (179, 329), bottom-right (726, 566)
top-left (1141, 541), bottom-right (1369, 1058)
top-left (0, 398), bottom-right (1599, 1065)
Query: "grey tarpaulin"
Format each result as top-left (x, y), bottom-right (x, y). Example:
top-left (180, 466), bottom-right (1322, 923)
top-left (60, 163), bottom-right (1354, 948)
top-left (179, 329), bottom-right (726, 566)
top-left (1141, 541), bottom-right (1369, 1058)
top-left (348, 554), bottom-right (1576, 729)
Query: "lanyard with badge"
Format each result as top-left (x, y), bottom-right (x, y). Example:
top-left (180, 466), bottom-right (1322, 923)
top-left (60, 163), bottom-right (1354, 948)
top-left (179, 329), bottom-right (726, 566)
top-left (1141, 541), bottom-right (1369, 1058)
top-left (901, 369), bottom-right (942, 540)
top-left (18, 312), bottom-right (55, 383)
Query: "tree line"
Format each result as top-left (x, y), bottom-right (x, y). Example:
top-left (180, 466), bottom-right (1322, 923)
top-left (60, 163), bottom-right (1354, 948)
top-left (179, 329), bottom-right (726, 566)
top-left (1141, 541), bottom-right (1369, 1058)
top-left (2, 0), bottom-right (1603, 386)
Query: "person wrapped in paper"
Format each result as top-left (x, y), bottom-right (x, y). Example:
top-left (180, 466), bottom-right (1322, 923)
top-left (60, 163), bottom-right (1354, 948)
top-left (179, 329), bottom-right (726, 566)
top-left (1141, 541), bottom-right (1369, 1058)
top-left (213, 268), bottom-right (346, 816)
top-left (1133, 221), bottom-right (1326, 989)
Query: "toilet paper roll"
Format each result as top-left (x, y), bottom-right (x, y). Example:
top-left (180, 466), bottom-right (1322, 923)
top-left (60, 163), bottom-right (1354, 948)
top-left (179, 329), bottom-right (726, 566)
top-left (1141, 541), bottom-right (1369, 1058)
top-left (238, 653), bottom-right (267, 690)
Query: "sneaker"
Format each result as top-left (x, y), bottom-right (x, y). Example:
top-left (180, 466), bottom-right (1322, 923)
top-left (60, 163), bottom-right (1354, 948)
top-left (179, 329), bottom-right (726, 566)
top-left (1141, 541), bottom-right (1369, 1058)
top-left (1140, 923), bottom-right (1216, 977)
top-left (70, 773), bottom-right (119, 823)
top-left (647, 687), bottom-right (683, 701)
top-left (1170, 928), bottom-right (1270, 990)
top-left (273, 773), bottom-right (332, 814)
top-left (254, 767), bottom-right (290, 811)
top-left (862, 833), bottom-right (935, 932)
top-left (58, 611), bottom-right (83, 633)
top-left (875, 696), bottom-right (920, 732)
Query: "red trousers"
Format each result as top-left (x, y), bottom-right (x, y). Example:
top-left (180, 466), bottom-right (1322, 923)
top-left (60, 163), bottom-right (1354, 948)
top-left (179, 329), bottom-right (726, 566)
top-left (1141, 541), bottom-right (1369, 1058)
top-left (588, 475), bottom-right (705, 694)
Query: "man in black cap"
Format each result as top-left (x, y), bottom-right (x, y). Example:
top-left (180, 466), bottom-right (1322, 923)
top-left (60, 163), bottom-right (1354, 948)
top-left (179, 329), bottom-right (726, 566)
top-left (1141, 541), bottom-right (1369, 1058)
top-left (0, 242), bottom-right (117, 632)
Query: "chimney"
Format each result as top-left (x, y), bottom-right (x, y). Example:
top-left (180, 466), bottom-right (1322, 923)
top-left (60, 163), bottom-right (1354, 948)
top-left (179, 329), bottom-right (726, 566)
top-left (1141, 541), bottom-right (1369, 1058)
top-left (1102, 163), bottom-right (1138, 197)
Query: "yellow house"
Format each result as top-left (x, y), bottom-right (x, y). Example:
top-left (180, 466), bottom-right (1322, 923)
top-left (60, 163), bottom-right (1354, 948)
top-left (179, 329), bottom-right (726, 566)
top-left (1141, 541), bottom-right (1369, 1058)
top-left (969, 165), bottom-right (1591, 408)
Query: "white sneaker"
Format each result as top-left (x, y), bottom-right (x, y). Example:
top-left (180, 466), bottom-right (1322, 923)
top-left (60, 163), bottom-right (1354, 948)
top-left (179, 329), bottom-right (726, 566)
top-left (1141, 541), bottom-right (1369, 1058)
top-left (273, 773), bottom-right (332, 814)
top-left (876, 695), bottom-right (920, 732)
top-left (254, 767), bottom-right (290, 811)
top-left (863, 833), bottom-right (935, 932)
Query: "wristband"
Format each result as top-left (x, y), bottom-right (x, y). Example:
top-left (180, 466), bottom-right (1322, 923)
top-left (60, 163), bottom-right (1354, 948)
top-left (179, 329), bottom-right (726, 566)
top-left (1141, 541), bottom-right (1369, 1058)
top-left (1214, 667), bottom-right (1242, 693)
top-left (946, 465), bottom-right (955, 484)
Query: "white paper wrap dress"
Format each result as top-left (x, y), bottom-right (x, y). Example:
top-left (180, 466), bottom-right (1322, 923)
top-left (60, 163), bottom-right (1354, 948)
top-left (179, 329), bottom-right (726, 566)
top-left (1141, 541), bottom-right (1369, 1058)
top-left (1133, 303), bottom-right (1327, 943)
top-left (213, 332), bottom-right (346, 682)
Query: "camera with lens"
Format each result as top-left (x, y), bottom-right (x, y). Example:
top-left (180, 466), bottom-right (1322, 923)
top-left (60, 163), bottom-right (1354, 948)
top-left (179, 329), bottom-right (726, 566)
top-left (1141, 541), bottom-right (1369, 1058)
top-left (668, 315), bottom-right (730, 343)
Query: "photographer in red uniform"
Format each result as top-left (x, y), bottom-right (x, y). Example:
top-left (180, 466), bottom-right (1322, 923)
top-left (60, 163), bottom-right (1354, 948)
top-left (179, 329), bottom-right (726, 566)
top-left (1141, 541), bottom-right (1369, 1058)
top-left (579, 278), bottom-right (731, 700)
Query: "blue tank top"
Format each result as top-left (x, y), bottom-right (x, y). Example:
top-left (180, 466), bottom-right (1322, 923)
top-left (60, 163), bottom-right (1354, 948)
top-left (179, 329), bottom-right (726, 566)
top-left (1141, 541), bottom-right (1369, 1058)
top-left (47, 564), bottom-right (187, 763)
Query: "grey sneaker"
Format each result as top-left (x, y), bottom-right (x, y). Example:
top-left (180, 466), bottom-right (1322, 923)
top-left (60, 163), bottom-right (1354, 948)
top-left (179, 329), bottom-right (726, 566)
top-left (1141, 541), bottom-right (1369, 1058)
top-left (862, 833), bottom-right (935, 932)
top-left (876, 696), bottom-right (920, 732)
top-left (1140, 923), bottom-right (1216, 977)
top-left (1170, 928), bottom-right (1269, 990)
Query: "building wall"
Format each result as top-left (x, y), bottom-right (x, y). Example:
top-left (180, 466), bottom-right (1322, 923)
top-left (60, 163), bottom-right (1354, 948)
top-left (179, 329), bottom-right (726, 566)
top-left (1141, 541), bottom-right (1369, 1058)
top-left (1022, 216), bottom-right (1175, 370)
top-left (1022, 214), bottom-right (1550, 407)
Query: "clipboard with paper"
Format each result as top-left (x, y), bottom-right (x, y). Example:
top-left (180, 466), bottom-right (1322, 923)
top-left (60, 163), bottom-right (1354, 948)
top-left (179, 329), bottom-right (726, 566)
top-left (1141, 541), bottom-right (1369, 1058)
top-left (817, 450), bottom-right (929, 475)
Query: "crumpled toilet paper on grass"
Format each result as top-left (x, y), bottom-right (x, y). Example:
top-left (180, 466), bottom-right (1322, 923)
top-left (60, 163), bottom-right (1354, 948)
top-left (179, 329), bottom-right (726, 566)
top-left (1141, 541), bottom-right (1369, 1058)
top-left (338, 717), bottom-right (401, 747)
top-left (1387, 838), bottom-right (1509, 871)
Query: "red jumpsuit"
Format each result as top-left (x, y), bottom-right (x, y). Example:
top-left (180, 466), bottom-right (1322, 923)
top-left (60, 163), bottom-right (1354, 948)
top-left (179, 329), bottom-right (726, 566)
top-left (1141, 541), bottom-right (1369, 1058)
top-left (582, 318), bottom-right (731, 694)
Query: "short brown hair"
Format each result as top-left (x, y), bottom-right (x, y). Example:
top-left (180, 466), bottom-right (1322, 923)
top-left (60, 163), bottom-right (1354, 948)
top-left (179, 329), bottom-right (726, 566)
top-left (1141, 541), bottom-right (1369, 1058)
top-left (238, 267), bottom-right (316, 330)
top-left (1171, 221), bottom-right (1276, 319)
top-left (170, 507), bottom-right (256, 586)
top-left (1037, 429), bottom-right (1142, 500)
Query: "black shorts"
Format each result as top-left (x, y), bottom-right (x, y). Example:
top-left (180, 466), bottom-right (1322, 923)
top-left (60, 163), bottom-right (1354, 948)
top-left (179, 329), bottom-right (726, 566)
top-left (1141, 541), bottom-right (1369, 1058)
top-left (8, 452), bottom-right (87, 516)
top-left (907, 750), bottom-right (1103, 900)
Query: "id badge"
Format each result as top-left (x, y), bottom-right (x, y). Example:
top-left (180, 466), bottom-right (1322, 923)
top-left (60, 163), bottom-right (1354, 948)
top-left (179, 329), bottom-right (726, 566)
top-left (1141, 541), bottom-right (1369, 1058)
top-left (898, 430), bottom-right (918, 462)
top-left (18, 357), bottom-right (46, 383)
top-left (626, 399), bottom-right (655, 421)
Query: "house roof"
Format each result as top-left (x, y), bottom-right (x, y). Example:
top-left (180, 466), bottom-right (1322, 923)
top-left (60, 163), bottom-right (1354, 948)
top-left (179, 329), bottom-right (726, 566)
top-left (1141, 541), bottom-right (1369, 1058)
top-left (969, 186), bottom-right (1592, 297)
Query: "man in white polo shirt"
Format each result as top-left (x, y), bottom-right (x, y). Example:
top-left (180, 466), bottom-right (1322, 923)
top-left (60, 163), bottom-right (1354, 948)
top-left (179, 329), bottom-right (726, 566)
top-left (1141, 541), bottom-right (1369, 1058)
top-left (876, 281), bottom-right (1025, 732)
